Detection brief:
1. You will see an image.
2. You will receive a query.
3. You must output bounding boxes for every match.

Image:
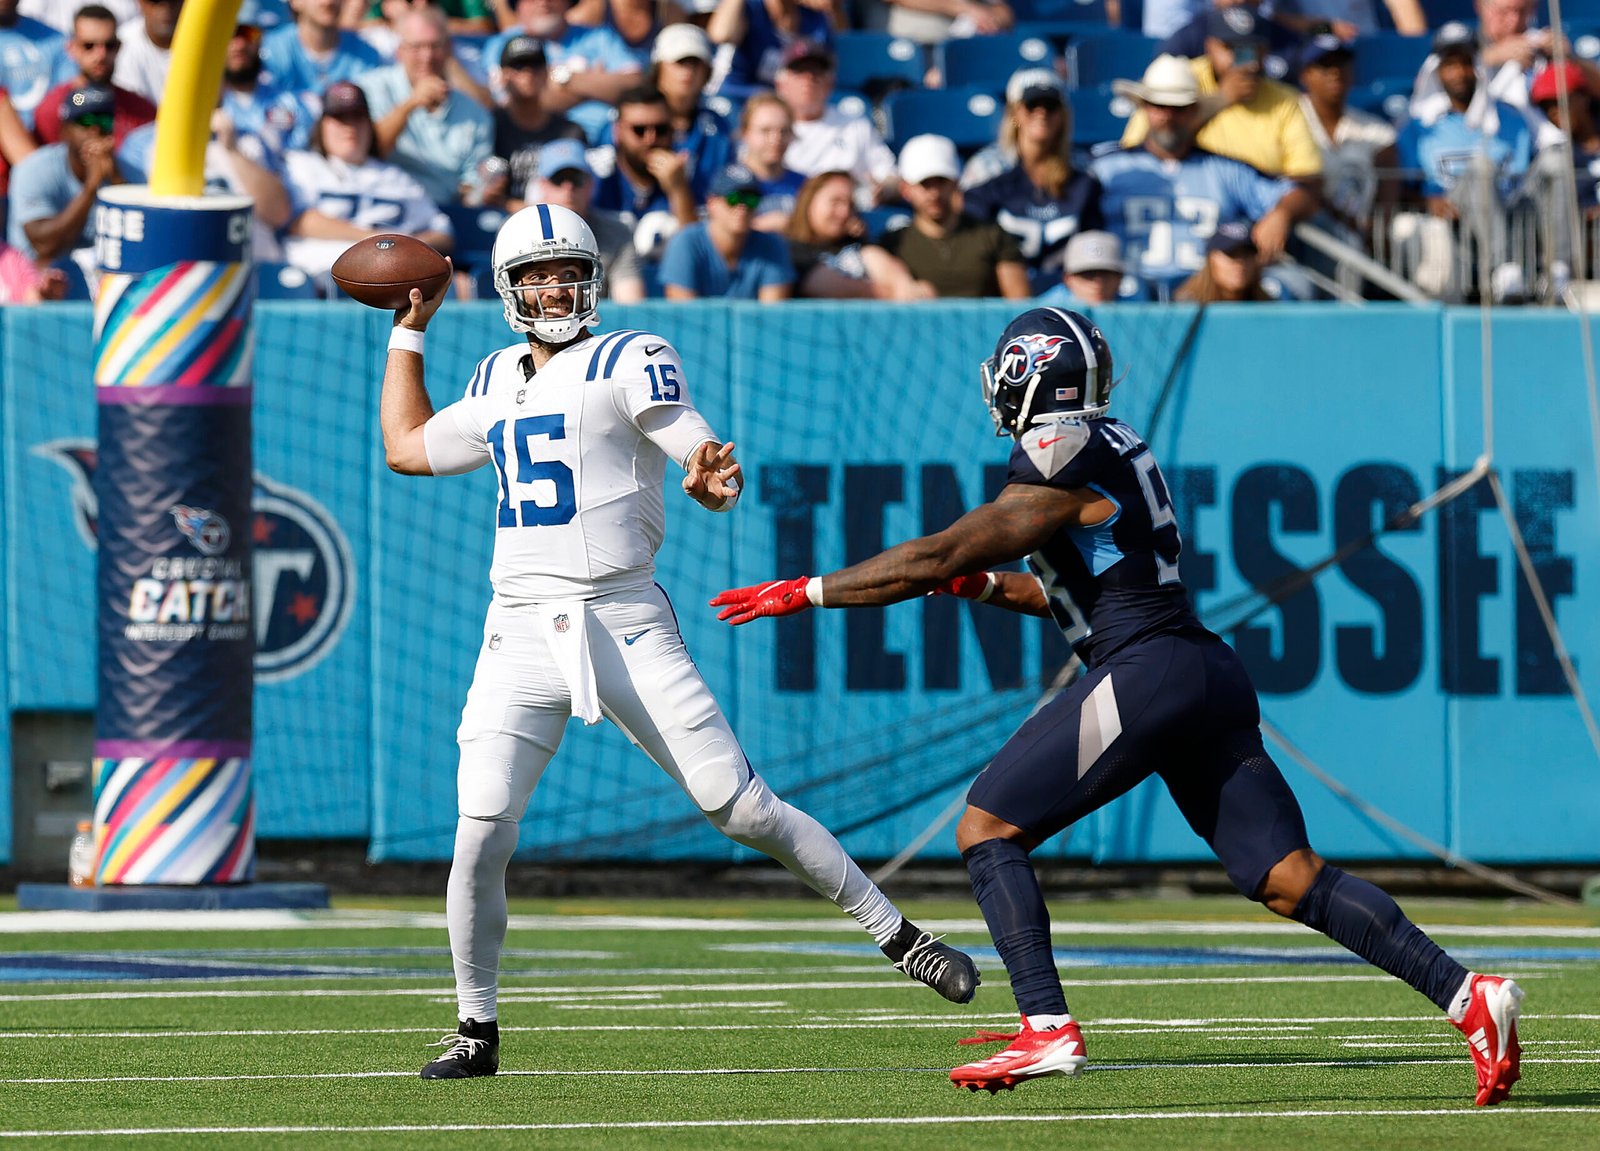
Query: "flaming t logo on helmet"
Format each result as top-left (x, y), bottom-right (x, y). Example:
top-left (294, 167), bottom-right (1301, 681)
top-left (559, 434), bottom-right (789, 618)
top-left (997, 334), bottom-right (1070, 390)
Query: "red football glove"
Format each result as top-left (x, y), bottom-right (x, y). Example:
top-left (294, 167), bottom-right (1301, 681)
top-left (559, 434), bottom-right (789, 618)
top-left (930, 572), bottom-right (996, 601)
top-left (711, 577), bottom-right (814, 625)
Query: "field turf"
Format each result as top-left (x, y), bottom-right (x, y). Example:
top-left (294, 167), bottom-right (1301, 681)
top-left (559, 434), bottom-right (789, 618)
top-left (0, 894), bottom-right (1597, 1149)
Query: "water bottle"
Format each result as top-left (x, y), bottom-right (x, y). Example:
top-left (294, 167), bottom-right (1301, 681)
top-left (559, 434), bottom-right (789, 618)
top-left (67, 820), bottom-right (95, 887)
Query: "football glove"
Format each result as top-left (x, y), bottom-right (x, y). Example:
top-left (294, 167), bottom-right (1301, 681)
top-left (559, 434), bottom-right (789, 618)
top-left (930, 572), bottom-right (996, 602)
top-left (711, 577), bottom-right (814, 625)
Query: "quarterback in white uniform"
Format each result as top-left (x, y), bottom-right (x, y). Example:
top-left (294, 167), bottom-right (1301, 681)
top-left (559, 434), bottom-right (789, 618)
top-left (378, 203), bottom-right (981, 1079)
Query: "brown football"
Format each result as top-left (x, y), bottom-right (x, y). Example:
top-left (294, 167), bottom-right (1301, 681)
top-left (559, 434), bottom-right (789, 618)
top-left (330, 234), bottom-right (452, 309)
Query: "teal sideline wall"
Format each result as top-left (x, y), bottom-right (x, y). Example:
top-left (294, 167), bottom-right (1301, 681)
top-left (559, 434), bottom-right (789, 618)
top-left (2, 302), bottom-right (1597, 867)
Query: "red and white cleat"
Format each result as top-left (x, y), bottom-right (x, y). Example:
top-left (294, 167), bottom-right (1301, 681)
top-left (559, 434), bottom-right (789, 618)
top-left (949, 1017), bottom-right (1088, 1094)
top-left (1452, 974), bottom-right (1524, 1106)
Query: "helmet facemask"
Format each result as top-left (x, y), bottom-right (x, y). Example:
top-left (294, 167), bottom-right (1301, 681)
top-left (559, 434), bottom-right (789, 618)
top-left (494, 253), bottom-right (604, 344)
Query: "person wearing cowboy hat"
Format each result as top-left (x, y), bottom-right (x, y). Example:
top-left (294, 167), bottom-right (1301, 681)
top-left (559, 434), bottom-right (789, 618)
top-left (1091, 54), bottom-right (1316, 294)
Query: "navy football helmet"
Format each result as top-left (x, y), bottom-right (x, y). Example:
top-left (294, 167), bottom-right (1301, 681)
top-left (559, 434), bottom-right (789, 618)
top-left (980, 308), bottom-right (1115, 436)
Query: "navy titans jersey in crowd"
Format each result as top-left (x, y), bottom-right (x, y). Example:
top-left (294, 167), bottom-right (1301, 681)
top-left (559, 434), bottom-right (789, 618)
top-left (963, 167), bottom-right (1104, 293)
top-left (1007, 415), bottom-right (1213, 665)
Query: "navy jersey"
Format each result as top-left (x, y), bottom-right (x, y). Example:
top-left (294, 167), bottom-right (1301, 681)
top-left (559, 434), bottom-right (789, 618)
top-left (963, 167), bottom-right (1105, 294)
top-left (1007, 416), bottom-right (1212, 664)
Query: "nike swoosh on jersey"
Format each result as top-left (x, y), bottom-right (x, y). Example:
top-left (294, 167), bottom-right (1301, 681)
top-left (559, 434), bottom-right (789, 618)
top-left (1039, 436), bottom-right (1068, 447)
top-left (644, 344), bottom-right (667, 356)
top-left (624, 629), bottom-right (650, 645)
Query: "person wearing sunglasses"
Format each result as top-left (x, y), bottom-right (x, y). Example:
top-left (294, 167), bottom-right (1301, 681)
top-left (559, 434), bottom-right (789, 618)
top-left (659, 162), bottom-right (794, 299)
top-left (964, 68), bottom-right (1105, 296)
top-left (590, 83), bottom-right (698, 225)
top-left (521, 136), bottom-right (645, 301)
top-left (493, 35), bottom-right (585, 213)
top-left (34, 4), bottom-right (155, 147)
top-left (9, 85), bottom-right (130, 265)
top-left (219, 9), bottom-right (315, 161)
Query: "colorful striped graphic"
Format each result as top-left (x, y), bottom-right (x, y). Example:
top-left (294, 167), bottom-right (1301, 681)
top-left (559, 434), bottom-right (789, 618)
top-left (93, 260), bottom-right (253, 388)
top-left (91, 756), bottom-right (255, 885)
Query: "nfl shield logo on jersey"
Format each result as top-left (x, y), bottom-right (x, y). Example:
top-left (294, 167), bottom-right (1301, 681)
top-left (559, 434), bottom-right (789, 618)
top-left (554, 613), bottom-right (570, 633)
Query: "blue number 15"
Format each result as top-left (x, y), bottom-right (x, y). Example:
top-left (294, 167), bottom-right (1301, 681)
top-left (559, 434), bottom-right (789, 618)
top-left (487, 414), bottom-right (576, 527)
top-left (645, 362), bottom-right (680, 402)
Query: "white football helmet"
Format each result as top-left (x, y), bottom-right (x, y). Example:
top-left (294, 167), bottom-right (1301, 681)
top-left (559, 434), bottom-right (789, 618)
top-left (491, 203), bottom-right (605, 344)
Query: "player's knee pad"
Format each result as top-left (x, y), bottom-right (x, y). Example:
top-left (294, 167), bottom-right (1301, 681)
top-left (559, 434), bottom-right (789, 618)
top-left (677, 733), bottom-right (747, 814)
top-left (705, 771), bottom-right (779, 842)
top-left (456, 751), bottom-right (527, 822)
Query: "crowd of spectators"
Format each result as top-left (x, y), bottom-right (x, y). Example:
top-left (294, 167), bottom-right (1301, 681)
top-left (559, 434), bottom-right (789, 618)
top-left (0, 0), bottom-right (1593, 304)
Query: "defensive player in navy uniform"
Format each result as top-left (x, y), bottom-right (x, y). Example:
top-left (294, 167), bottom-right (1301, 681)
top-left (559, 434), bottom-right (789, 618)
top-left (379, 203), bottom-right (979, 1080)
top-left (711, 307), bottom-right (1524, 1103)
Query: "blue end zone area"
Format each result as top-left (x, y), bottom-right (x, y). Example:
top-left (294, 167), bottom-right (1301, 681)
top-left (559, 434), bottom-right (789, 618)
top-left (14, 882), bottom-right (330, 912)
top-left (3, 938), bottom-right (1597, 983)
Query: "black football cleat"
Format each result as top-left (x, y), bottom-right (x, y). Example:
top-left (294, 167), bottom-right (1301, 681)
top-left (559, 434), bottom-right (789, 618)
top-left (420, 1017), bottom-right (500, 1079)
top-left (883, 919), bottom-right (981, 1004)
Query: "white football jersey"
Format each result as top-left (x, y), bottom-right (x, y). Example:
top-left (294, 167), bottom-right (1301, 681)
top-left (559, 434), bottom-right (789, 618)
top-left (425, 329), bottom-right (703, 603)
top-left (283, 151), bottom-right (452, 276)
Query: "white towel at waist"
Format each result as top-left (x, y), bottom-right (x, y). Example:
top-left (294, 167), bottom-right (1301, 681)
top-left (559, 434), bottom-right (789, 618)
top-left (539, 599), bottom-right (602, 725)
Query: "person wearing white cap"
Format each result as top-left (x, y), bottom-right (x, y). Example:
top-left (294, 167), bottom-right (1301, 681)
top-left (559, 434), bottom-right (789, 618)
top-left (1037, 229), bottom-right (1129, 305)
top-left (643, 21), bottom-right (735, 203)
top-left (878, 133), bottom-right (1030, 298)
top-left (1090, 54), bottom-right (1315, 294)
top-left (965, 67), bottom-right (1105, 295)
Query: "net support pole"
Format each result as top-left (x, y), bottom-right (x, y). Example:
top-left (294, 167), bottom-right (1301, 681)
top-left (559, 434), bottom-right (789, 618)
top-left (90, 187), bottom-right (256, 885)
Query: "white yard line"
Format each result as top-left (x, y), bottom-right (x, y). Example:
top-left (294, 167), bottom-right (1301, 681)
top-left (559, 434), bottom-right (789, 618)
top-left (8, 1055), bottom-right (1600, 1087)
top-left (4, 909), bottom-right (1600, 938)
top-left (5, 1106), bottom-right (1600, 1138)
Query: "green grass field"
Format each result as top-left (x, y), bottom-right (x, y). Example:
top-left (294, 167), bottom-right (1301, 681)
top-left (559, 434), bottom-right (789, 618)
top-left (0, 893), bottom-right (1597, 1149)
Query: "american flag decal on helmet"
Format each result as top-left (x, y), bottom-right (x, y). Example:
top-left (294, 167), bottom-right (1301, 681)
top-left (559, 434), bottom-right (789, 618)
top-left (1055, 387), bottom-right (1079, 400)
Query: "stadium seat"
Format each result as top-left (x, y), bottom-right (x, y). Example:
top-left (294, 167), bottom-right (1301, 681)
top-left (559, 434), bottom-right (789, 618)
top-left (940, 32), bottom-right (1057, 94)
top-left (442, 202), bottom-right (509, 272)
top-left (1352, 33), bottom-right (1431, 86)
top-left (1068, 31), bottom-right (1159, 88)
top-left (884, 86), bottom-right (1005, 151)
top-left (860, 205), bottom-right (912, 241)
top-left (1009, 0), bottom-right (1109, 23)
top-left (255, 262), bottom-right (320, 300)
top-left (832, 32), bottom-right (924, 98)
top-left (1068, 84), bottom-right (1132, 147)
top-left (1347, 76), bottom-right (1413, 122)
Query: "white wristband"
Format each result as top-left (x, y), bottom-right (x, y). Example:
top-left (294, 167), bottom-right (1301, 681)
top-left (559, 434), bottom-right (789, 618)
top-left (976, 572), bottom-right (997, 602)
top-left (388, 326), bottom-right (425, 355)
top-left (805, 576), bottom-right (825, 607)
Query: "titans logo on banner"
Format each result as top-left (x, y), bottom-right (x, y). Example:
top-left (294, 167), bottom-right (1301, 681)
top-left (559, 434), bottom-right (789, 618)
top-left (34, 440), bottom-right (355, 683)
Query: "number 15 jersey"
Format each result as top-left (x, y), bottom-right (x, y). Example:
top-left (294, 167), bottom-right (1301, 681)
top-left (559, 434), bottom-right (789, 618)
top-left (422, 328), bottom-right (708, 604)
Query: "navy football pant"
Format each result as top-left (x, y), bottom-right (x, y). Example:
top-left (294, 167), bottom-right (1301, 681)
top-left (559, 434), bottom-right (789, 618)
top-left (963, 633), bottom-right (1468, 1017)
top-left (968, 634), bottom-right (1309, 899)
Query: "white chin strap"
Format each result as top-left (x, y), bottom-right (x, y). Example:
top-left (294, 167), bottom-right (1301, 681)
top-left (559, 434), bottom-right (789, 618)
top-left (530, 313), bottom-right (585, 342)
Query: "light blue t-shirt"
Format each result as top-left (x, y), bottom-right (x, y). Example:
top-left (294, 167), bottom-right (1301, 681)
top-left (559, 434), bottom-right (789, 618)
top-left (1397, 105), bottom-right (1535, 201)
top-left (658, 222), bottom-right (794, 299)
top-left (357, 63), bottom-right (493, 205)
top-left (1089, 146), bottom-right (1292, 289)
top-left (0, 15), bottom-right (67, 127)
top-left (484, 23), bottom-right (639, 144)
top-left (7, 142), bottom-right (134, 259)
top-left (223, 79), bottom-right (316, 158)
top-left (259, 25), bottom-right (383, 101)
